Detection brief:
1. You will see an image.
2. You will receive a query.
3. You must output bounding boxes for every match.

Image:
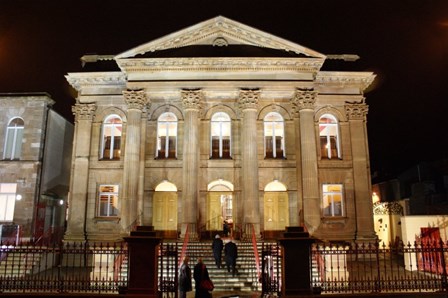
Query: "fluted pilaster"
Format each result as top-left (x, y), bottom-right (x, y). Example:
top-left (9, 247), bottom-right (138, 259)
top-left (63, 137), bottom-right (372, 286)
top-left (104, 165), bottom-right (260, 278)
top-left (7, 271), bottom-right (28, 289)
top-left (345, 99), bottom-right (376, 240)
top-left (239, 89), bottom-right (261, 237)
top-left (121, 90), bottom-right (148, 232)
top-left (292, 89), bottom-right (320, 233)
top-left (65, 103), bottom-right (96, 242)
top-left (181, 89), bottom-right (203, 239)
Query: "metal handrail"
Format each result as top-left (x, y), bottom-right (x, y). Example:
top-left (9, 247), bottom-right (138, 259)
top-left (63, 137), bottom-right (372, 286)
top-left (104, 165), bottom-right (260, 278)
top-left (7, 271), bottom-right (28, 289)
top-left (178, 224), bottom-right (190, 266)
top-left (251, 223), bottom-right (261, 279)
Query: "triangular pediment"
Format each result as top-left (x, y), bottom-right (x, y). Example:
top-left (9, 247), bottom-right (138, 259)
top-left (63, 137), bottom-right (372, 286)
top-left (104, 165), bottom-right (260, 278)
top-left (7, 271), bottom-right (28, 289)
top-left (115, 16), bottom-right (325, 59)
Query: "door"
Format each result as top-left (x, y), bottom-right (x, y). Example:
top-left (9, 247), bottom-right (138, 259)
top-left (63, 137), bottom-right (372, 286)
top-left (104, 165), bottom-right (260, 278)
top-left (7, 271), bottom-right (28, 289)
top-left (153, 192), bottom-right (177, 231)
top-left (207, 192), bottom-right (233, 230)
top-left (264, 192), bottom-right (289, 230)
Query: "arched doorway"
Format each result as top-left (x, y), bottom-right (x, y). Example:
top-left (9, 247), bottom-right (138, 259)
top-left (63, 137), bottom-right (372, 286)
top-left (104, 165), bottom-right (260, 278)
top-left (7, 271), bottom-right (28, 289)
top-left (207, 180), bottom-right (234, 233)
top-left (264, 180), bottom-right (289, 234)
top-left (153, 181), bottom-right (178, 234)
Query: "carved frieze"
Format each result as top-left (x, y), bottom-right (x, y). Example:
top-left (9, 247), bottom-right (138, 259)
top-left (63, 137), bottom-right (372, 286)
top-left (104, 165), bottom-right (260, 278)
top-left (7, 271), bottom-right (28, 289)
top-left (117, 57), bottom-right (323, 73)
top-left (123, 89), bottom-right (149, 110)
top-left (238, 89), bottom-right (260, 111)
top-left (316, 71), bottom-right (376, 92)
top-left (72, 103), bottom-right (97, 121)
top-left (181, 89), bottom-right (203, 111)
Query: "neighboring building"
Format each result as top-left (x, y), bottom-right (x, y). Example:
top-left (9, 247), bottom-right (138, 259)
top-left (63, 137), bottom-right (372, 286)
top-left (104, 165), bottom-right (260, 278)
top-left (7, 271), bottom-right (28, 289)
top-left (65, 16), bottom-right (376, 243)
top-left (372, 160), bottom-right (448, 245)
top-left (0, 93), bottom-right (74, 243)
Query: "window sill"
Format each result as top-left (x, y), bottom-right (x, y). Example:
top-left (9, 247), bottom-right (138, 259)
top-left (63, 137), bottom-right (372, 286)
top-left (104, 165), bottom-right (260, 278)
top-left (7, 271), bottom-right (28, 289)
top-left (94, 217), bottom-right (120, 223)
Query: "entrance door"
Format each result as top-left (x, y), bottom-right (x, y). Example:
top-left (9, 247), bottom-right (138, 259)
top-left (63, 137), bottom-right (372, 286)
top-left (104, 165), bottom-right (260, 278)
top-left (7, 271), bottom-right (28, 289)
top-left (207, 192), bottom-right (233, 230)
top-left (264, 192), bottom-right (289, 230)
top-left (153, 192), bottom-right (177, 231)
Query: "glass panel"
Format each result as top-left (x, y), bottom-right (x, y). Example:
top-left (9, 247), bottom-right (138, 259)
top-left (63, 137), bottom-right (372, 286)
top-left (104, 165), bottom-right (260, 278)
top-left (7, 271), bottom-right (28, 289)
top-left (98, 185), bottom-right (119, 217)
top-left (157, 113), bottom-right (177, 159)
top-left (210, 112), bottom-right (231, 159)
top-left (102, 115), bottom-right (122, 160)
top-left (322, 184), bottom-right (343, 217)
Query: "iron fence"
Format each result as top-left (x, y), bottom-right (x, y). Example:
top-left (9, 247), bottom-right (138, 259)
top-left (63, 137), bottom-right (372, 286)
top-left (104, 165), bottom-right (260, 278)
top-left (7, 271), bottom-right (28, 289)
top-left (158, 242), bottom-right (178, 298)
top-left (0, 241), bottom-right (127, 294)
top-left (312, 240), bottom-right (448, 294)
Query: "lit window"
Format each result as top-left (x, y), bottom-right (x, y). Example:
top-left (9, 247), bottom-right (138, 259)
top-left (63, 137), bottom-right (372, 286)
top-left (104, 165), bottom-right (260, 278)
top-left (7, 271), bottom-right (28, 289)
top-left (97, 185), bottom-right (119, 217)
top-left (0, 183), bottom-right (17, 221)
top-left (100, 115), bottom-right (122, 160)
top-left (210, 112), bottom-right (231, 159)
top-left (319, 115), bottom-right (341, 159)
top-left (156, 112), bottom-right (177, 159)
top-left (3, 118), bottom-right (24, 160)
top-left (322, 184), bottom-right (344, 217)
top-left (264, 112), bottom-right (285, 159)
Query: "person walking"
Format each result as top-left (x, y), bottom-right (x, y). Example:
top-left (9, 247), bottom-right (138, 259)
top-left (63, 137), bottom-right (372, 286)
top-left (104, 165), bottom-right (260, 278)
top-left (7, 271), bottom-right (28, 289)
top-left (178, 256), bottom-right (192, 298)
top-left (193, 257), bottom-right (213, 298)
top-left (212, 234), bottom-right (224, 269)
top-left (224, 239), bottom-right (238, 277)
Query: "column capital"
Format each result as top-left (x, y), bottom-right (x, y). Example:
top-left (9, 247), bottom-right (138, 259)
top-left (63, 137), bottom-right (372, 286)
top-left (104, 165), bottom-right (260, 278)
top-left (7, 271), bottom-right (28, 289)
top-left (345, 99), bottom-right (368, 120)
top-left (72, 103), bottom-right (96, 121)
top-left (238, 88), bottom-right (260, 111)
top-left (123, 89), bottom-right (149, 110)
top-left (181, 89), bottom-right (203, 110)
top-left (291, 88), bottom-right (317, 112)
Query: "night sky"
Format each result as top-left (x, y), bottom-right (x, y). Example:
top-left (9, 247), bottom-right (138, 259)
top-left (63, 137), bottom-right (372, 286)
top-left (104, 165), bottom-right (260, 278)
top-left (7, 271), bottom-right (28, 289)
top-left (1, 0), bottom-right (448, 176)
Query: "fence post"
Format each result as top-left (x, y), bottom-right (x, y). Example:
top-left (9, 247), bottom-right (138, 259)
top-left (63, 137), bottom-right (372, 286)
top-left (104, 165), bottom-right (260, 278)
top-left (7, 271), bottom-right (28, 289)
top-left (278, 226), bottom-right (316, 296)
top-left (123, 226), bottom-right (161, 298)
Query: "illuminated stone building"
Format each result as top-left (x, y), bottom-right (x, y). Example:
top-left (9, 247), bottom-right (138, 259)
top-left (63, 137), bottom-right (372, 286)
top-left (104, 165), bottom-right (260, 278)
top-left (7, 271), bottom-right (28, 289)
top-left (65, 16), bottom-right (376, 242)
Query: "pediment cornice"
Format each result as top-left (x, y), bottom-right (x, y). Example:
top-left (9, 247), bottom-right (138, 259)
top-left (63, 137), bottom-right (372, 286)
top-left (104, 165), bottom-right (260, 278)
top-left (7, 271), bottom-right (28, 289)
top-left (316, 71), bottom-right (376, 91)
top-left (65, 72), bottom-right (126, 91)
top-left (115, 16), bottom-right (326, 59)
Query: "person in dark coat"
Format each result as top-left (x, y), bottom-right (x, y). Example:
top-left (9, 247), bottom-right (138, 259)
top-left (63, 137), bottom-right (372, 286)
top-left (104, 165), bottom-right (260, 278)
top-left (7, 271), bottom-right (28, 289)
top-left (212, 234), bottom-right (224, 268)
top-left (224, 239), bottom-right (238, 277)
top-left (193, 257), bottom-right (212, 298)
top-left (178, 256), bottom-right (192, 298)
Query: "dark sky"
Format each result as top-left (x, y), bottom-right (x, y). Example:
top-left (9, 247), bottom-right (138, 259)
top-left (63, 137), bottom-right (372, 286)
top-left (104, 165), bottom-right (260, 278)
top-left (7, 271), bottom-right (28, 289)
top-left (1, 0), bottom-right (448, 176)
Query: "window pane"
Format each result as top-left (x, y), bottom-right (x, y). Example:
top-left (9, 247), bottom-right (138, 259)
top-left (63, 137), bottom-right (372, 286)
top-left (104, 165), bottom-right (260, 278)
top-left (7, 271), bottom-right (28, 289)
top-left (322, 184), bottom-right (343, 217)
top-left (101, 115), bottom-right (122, 160)
top-left (98, 185), bottom-right (119, 217)
top-left (157, 113), bottom-right (177, 159)
top-left (210, 112), bottom-right (231, 159)
top-left (0, 184), bottom-right (17, 221)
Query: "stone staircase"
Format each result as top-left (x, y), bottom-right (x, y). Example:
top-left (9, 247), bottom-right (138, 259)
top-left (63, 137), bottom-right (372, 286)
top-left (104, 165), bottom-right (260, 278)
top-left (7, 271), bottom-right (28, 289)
top-left (0, 247), bottom-right (43, 276)
top-left (182, 239), bottom-right (265, 292)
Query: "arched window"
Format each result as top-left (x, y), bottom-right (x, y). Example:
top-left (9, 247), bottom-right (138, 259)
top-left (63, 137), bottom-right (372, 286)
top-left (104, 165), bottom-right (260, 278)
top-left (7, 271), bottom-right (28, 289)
top-left (157, 112), bottom-right (177, 159)
top-left (264, 112), bottom-right (285, 159)
top-left (210, 112), bottom-right (231, 159)
top-left (3, 117), bottom-right (24, 160)
top-left (100, 115), bottom-right (122, 160)
top-left (319, 114), bottom-right (341, 159)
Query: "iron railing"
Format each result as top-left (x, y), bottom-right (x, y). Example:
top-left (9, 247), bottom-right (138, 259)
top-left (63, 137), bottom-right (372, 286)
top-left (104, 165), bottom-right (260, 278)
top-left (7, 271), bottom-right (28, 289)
top-left (158, 242), bottom-right (178, 298)
top-left (312, 240), bottom-right (448, 294)
top-left (0, 241), bottom-right (127, 294)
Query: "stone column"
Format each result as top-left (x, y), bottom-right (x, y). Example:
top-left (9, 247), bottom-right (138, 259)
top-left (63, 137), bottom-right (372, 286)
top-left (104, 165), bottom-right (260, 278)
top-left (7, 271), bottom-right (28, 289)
top-left (345, 100), bottom-right (376, 241)
top-left (292, 89), bottom-right (320, 234)
top-left (239, 89), bottom-right (261, 237)
top-left (65, 103), bottom-right (96, 242)
top-left (121, 89), bottom-right (148, 232)
top-left (180, 89), bottom-right (203, 239)
top-left (291, 106), bottom-right (303, 226)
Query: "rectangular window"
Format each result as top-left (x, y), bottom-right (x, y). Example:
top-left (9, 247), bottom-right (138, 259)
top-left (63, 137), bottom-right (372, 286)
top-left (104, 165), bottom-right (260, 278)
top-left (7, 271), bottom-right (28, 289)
top-left (0, 183), bottom-right (17, 221)
top-left (322, 184), bottom-right (344, 217)
top-left (97, 185), bottom-right (119, 217)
